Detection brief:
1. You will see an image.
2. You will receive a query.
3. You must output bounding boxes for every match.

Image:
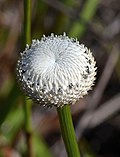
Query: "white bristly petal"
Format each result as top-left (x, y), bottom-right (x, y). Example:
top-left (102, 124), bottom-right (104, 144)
top-left (16, 33), bottom-right (97, 107)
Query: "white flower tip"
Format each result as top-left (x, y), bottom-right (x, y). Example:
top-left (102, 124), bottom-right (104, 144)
top-left (63, 32), bottom-right (66, 36)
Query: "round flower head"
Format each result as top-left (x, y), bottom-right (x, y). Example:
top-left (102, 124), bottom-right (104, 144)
top-left (16, 33), bottom-right (97, 107)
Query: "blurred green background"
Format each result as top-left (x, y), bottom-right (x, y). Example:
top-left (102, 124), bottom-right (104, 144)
top-left (0, 0), bottom-right (120, 157)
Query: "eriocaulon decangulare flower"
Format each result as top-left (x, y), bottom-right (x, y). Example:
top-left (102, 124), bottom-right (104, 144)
top-left (16, 33), bottom-right (97, 107)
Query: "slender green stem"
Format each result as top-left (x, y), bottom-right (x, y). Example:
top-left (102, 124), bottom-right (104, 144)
top-left (23, 97), bottom-right (34, 157)
top-left (24, 0), bottom-right (31, 45)
top-left (57, 105), bottom-right (81, 157)
top-left (23, 0), bottom-right (34, 157)
top-left (24, 0), bottom-right (31, 130)
top-left (24, 99), bottom-right (32, 133)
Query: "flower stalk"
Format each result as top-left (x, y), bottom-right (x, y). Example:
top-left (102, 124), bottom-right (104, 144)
top-left (23, 0), bottom-right (34, 157)
top-left (24, 0), bottom-right (31, 45)
top-left (57, 105), bottom-right (81, 157)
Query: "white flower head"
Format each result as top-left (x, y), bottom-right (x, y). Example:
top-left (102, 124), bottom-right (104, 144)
top-left (16, 33), bottom-right (97, 107)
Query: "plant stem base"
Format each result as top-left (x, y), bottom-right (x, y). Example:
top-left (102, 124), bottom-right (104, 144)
top-left (57, 105), bottom-right (81, 157)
